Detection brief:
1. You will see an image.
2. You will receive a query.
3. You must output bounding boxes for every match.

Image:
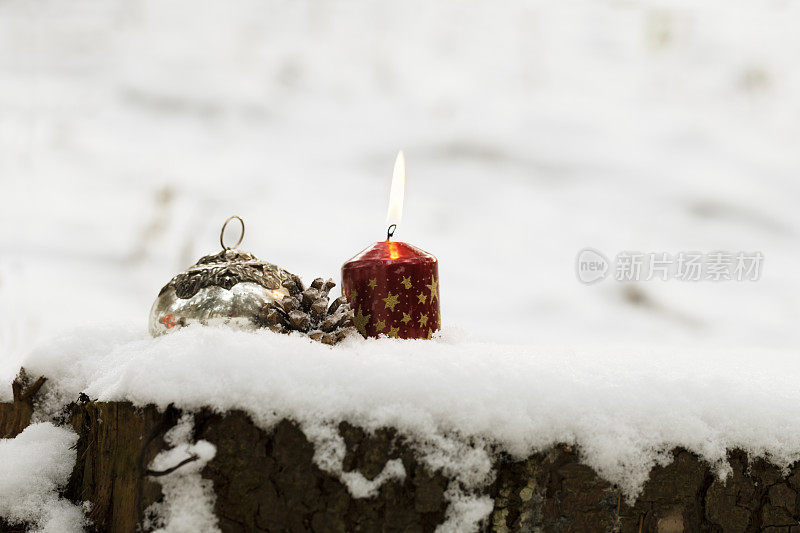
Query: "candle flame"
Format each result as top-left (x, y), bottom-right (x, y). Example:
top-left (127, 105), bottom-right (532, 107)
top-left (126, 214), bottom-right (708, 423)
top-left (386, 150), bottom-right (405, 230)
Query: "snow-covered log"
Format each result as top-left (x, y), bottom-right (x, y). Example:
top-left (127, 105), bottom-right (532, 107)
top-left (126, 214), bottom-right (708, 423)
top-left (5, 327), bottom-right (800, 531)
top-left (3, 391), bottom-right (800, 531)
top-left (0, 371), bottom-right (45, 439)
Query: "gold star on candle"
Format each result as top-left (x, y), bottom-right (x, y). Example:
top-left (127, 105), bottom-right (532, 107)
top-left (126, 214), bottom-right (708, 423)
top-left (353, 308), bottom-right (370, 335)
top-left (401, 276), bottom-right (412, 289)
top-left (388, 326), bottom-right (400, 338)
top-left (348, 288), bottom-right (358, 303)
top-left (401, 312), bottom-right (411, 324)
top-left (426, 278), bottom-right (439, 302)
top-left (418, 313), bottom-right (428, 327)
top-left (427, 329), bottom-right (433, 339)
top-left (382, 292), bottom-right (400, 311)
top-left (417, 292), bottom-right (427, 304)
top-left (375, 318), bottom-right (386, 332)
top-left (367, 278), bottom-right (378, 290)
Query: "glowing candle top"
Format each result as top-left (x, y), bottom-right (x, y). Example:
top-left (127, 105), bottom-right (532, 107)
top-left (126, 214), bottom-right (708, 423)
top-left (341, 151), bottom-right (440, 339)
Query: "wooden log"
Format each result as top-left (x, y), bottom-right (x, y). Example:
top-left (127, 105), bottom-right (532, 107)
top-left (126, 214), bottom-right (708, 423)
top-left (65, 401), bottom-right (171, 531)
top-left (0, 371), bottom-right (47, 532)
top-left (0, 370), bottom-right (46, 438)
top-left (2, 391), bottom-right (800, 531)
top-left (62, 404), bottom-right (449, 532)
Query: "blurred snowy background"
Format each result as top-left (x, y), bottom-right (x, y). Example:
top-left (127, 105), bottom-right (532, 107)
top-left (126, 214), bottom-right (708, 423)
top-left (2, 0), bottom-right (800, 378)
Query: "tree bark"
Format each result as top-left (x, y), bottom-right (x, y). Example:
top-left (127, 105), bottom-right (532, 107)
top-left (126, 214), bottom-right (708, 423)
top-left (2, 383), bottom-right (800, 532)
top-left (0, 371), bottom-right (46, 439)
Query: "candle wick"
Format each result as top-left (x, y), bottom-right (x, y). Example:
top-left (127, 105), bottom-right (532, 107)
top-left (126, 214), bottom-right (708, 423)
top-left (387, 224), bottom-right (397, 241)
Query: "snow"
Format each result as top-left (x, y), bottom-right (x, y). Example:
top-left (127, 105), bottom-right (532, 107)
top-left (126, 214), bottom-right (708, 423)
top-left (2, 0), bottom-right (800, 375)
top-left (304, 421), bottom-right (406, 499)
top-left (2, 0), bottom-right (800, 529)
top-left (0, 423), bottom-right (85, 533)
top-left (143, 414), bottom-right (219, 533)
top-left (12, 323), bottom-right (800, 507)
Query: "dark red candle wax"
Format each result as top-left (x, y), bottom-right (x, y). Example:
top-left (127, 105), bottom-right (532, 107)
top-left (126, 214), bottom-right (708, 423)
top-left (342, 241), bottom-right (440, 339)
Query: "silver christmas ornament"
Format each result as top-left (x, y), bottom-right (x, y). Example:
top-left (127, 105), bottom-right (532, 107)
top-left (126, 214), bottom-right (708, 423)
top-left (148, 216), bottom-right (298, 337)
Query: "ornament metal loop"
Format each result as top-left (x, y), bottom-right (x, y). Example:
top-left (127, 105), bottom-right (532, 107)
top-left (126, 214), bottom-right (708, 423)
top-left (387, 224), bottom-right (397, 241)
top-left (220, 215), bottom-right (245, 250)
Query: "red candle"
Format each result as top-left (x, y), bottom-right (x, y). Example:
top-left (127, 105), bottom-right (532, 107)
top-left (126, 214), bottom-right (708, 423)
top-left (342, 241), bottom-right (439, 339)
top-left (341, 151), bottom-right (441, 339)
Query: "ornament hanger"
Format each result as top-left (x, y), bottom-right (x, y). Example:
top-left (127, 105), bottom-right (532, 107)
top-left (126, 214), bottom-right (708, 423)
top-left (220, 215), bottom-right (245, 251)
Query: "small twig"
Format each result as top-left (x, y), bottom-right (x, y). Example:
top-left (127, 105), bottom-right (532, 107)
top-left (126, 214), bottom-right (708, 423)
top-left (12, 371), bottom-right (46, 402)
top-left (146, 453), bottom-right (199, 477)
top-left (612, 488), bottom-right (622, 529)
top-left (136, 406), bottom-right (182, 517)
top-left (20, 376), bottom-right (47, 400)
top-left (638, 513), bottom-right (644, 533)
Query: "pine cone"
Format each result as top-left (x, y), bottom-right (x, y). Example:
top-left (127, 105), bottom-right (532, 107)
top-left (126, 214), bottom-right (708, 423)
top-left (259, 276), bottom-right (355, 345)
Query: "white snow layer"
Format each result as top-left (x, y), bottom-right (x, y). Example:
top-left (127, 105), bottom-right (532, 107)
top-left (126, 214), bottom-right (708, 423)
top-left (0, 423), bottom-right (85, 533)
top-left (143, 414), bottom-right (219, 533)
top-left (303, 421), bottom-right (406, 499)
top-left (3, 0), bottom-right (800, 374)
top-left (12, 323), bottom-right (800, 508)
top-left (3, 0), bottom-right (800, 529)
